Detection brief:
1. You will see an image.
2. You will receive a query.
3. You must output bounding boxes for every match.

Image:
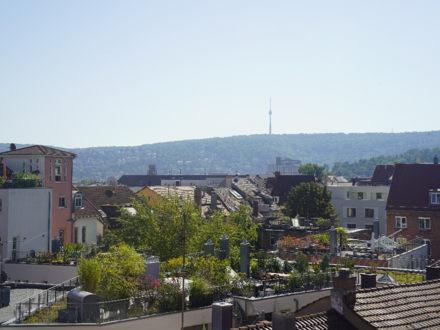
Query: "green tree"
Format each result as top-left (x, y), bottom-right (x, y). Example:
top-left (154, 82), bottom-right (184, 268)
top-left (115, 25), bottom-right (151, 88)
top-left (77, 244), bottom-right (144, 301)
top-left (298, 163), bottom-right (325, 180)
top-left (294, 254), bottom-right (309, 273)
top-left (285, 182), bottom-right (336, 219)
top-left (103, 195), bottom-right (259, 261)
top-left (320, 254), bottom-right (330, 272)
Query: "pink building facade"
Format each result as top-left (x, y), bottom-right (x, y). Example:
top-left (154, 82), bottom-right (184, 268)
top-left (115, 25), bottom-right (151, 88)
top-left (0, 145), bottom-right (77, 245)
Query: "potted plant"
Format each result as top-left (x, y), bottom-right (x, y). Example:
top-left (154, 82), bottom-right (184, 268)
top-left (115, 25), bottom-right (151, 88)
top-left (188, 277), bottom-right (213, 308)
top-left (370, 262), bottom-right (378, 274)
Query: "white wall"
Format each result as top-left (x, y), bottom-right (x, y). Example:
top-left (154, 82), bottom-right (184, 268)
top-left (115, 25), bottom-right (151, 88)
top-left (74, 217), bottom-right (103, 245)
top-left (329, 186), bottom-right (389, 235)
top-left (1, 156), bottom-right (46, 181)
top-left (0, 188), bottom-right (52, 260)
top-left (3, 263), bottom-right (77, 284)
top-left (388, 244), bottom-right (429, 269)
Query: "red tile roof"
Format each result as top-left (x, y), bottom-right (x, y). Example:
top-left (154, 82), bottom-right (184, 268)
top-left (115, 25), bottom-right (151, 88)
top-left (354, 279), bottom-right (440, 329)
top-left (0, 145), bottom-right (77, 157)
top-left (73, 195), bottom-right (102, 220)
top-left (386, 163), bottom-right (440, 212)
top-left (371, 164), bottom-right (394, 183)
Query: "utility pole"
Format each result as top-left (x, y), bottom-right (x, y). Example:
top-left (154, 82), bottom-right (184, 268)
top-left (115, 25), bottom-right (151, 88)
top-left (181, 214), bottom-right (186, 330)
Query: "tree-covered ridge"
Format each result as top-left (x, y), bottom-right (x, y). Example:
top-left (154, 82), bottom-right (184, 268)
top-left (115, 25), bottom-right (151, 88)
top-left (1, 130), bottom-right (440, 181)
top-left (332, 147), bottom-right (440, 178)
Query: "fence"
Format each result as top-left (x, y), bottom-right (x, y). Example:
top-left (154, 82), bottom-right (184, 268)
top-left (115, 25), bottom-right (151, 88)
top-left (13, 277), bottom-right (79, 324)
top-left (8, 250), bottom-right (91, 264)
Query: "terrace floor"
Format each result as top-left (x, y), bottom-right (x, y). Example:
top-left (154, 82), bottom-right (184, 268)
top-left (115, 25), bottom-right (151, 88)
top-left (0, 288), bottom-right (44, 324)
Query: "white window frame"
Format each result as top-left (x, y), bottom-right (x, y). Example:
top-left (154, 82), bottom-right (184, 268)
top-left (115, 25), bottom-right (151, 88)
top-left (365, 208), bottom-right (375, 218)
top-left (55, 166), bottom-right (62, 182)
top-left (75, 195), bottom-right (83, 208)
top-left (347, 208), bottom-right (356, 218)
top-left (395, 216), bottom-right (407, 229)
top-left (376, 192), bottom-right (382, 200)
top-left (59, 195), bottom-right (66, 208)
top-left (419, 217), bottom-right (431, 230)
top-left (56, 159), bottom-right (62, 165)
top-left (431, 193), bottom-right (440, 205)
top-left (358, 192), bottom-right (364, 200)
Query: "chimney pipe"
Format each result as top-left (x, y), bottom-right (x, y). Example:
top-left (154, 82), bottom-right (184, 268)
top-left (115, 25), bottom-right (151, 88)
top-left (417, 155), bottom-right (423, 164)
top-left (331, 268), bottom-right (356, 313)
top-left (204, 239), bottom-right (215, 259)
top-left (240, 240), bottom-right (250, 278)
top-left (194, 187), bottom-right (202, 206)
top-left (225, 175), bottom-right (232, 188)
top-left (434, 156), bottom-right (439, 165)
top-left (275, 171), bottom-right (280, 183)
top-left (253, 200), bottom-right (259, 217)
top-left (211, 191), bottom-right (217, 210)
top-left (212, 302), bottom-right (233, 330)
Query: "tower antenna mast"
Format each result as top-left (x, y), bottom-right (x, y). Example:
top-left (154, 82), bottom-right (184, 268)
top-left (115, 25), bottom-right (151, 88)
top-left (269, 98), bottom-right (272, 135)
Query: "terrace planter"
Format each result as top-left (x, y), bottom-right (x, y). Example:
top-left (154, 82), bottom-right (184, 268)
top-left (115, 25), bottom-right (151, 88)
top-left (189, 294), bottom-right (214, 308)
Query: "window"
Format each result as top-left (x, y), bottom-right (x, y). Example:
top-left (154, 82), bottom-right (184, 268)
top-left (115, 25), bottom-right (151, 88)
top-left (377, 193), bottom-right (382, 200)
top-left (346, 191), bottom-right (350, 199)
top-left (29, 159), bottom-right (32, 163)
top-left (50, 166), bottom-right (53, 182)
top-left (365, 224), bottom-right (374, 231)
top-left (59, 195), bottom-right (66, 208)
top-left (365, 208), bottom-right (374, 218)
top-left (347, 208), bottom-right (356, 217)
top-left (50, 159), bottom-right (53, 164)
top-left (36, 159), bottom-right (39, 163)
top-left (64, 159), bottom-right (67, 165)
top-left (56, 159), bottom-right (62, 165)
top-left (29, 165), bottom-right (33, 173)
top-left (55, 166), bottom-right (61, 182)
top-left (0, 198), bottom-right (2, 212)
top-left (82, 227), bottom-right (86, 243)
top-left (431, 193), bottom-right (440, 204)
top-left (419, 218), bottom-right (431, 230)
top-left (64, 166), bottom-right (67, 182)
top-left (270, 234), bottom-right (275, 246)
top-left (358, 192), bottom-right (364, 200)
top-left (74, 228), bottom-right (78, 244)
top-left (347, 224), bottom-right (356, 229)
top-left (396, 216), bottom-right (407, 228)
top-left (75, 195), bottom-right (83, 208)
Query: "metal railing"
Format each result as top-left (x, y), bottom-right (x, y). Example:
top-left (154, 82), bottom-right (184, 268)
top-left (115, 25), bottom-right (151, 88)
top-left (13, 277), bottom-right (79, 324)
top-left (8, 250), bottom-right (91, 264)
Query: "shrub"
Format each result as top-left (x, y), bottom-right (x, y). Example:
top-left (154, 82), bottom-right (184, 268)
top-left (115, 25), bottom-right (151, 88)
top-left (320, 254), bottom-right (330, 272)
top-left (294, 254), bottom-right (309, 273)
top-left (283, 259), bottom-right (293, 273)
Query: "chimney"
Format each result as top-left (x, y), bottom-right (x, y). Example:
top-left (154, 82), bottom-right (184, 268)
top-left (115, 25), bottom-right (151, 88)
top-left (426, 266), bottom-right (440, 280)
top-left (257, 175), bottom-right (262, 193)
top-left (211, 191), bottom-right (217, 210)
top-left (417, 155), bottom-right (423, 164)
top-left (434, 156), bottom-right (439, 165)
top-left (253, 200), bottom-right (259, 217)
top-left (219, 235), bottom-right (229, 257)
top-left (240, 240), bottom-right (250, 278)
top-left (194, 187), bottom-right (202, 206)
top-left (373, 219), bottom-right (379, 238)
top-left (360, 273), bottom-right (376, 289)
top-left (272, 311), bottom-right (296, 330)
top-left (225, 175), bottom-right (232, 188)
top-left (329, 227), bottom-right (338, 255)
top-left (204, 239), bottom-right (215, 259)
top-left (331, 269), bottom-right (356, 314)
top-left (275, 171), bottom-right (280, 183)
top-left (212, 302), bottom-right (233, 330)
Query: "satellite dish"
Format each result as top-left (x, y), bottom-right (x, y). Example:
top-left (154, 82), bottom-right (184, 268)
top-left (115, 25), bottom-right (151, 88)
top-left (9, 143), bottom-right (16, 151)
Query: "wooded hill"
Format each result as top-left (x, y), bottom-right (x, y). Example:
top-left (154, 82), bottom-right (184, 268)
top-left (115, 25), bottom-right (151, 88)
top-left (1, 130), bottom-right (440, 181)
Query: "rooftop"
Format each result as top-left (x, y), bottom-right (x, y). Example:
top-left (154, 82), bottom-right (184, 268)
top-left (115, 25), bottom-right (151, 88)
top-left (354, 279), bottom-right (440, 329)
top-left (0, 145), bottom-right (77, 158)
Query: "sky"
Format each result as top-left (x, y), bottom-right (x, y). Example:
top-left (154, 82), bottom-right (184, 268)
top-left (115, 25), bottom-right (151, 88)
top-left (1, 1), bottom-right (439, 148)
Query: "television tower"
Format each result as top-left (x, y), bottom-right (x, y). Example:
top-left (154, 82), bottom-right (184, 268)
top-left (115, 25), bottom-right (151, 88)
top-left (269, 99), bottom-right (272, 135)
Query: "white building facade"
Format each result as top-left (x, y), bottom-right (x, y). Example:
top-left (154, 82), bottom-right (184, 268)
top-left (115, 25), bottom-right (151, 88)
top-left (328, 185), bottom-right (389, 236)
top-left (0, 188), bottom-right (53, 261)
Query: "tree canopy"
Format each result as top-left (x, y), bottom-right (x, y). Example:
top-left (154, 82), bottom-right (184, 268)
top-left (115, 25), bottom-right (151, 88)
top-left (298, 163), bottom-right (325, 180)
top-left (103, 195), bottom-right (259, 261)
top-left (285, 182), bottom-right (336, 220)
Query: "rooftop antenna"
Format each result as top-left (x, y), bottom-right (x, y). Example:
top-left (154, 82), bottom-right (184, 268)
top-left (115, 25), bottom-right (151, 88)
top-left (269, 99), bottom-right (272, 135)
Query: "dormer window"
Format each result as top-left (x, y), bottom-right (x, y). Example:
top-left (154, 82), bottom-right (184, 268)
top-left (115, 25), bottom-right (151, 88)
top-left (430, 193), bottom-right (440, 205)
top-left (75, 194), bottom-right (83, 208)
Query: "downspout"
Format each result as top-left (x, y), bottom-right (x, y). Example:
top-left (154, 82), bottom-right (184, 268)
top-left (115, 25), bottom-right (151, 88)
top-left (48, 191), bottom-right (51, 252)
top-left (294, 298), bottom-right (299, 312)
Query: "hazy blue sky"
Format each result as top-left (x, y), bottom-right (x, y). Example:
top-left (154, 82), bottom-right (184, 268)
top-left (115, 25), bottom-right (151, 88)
top-left (1, 1), bottom-right (439, 148)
